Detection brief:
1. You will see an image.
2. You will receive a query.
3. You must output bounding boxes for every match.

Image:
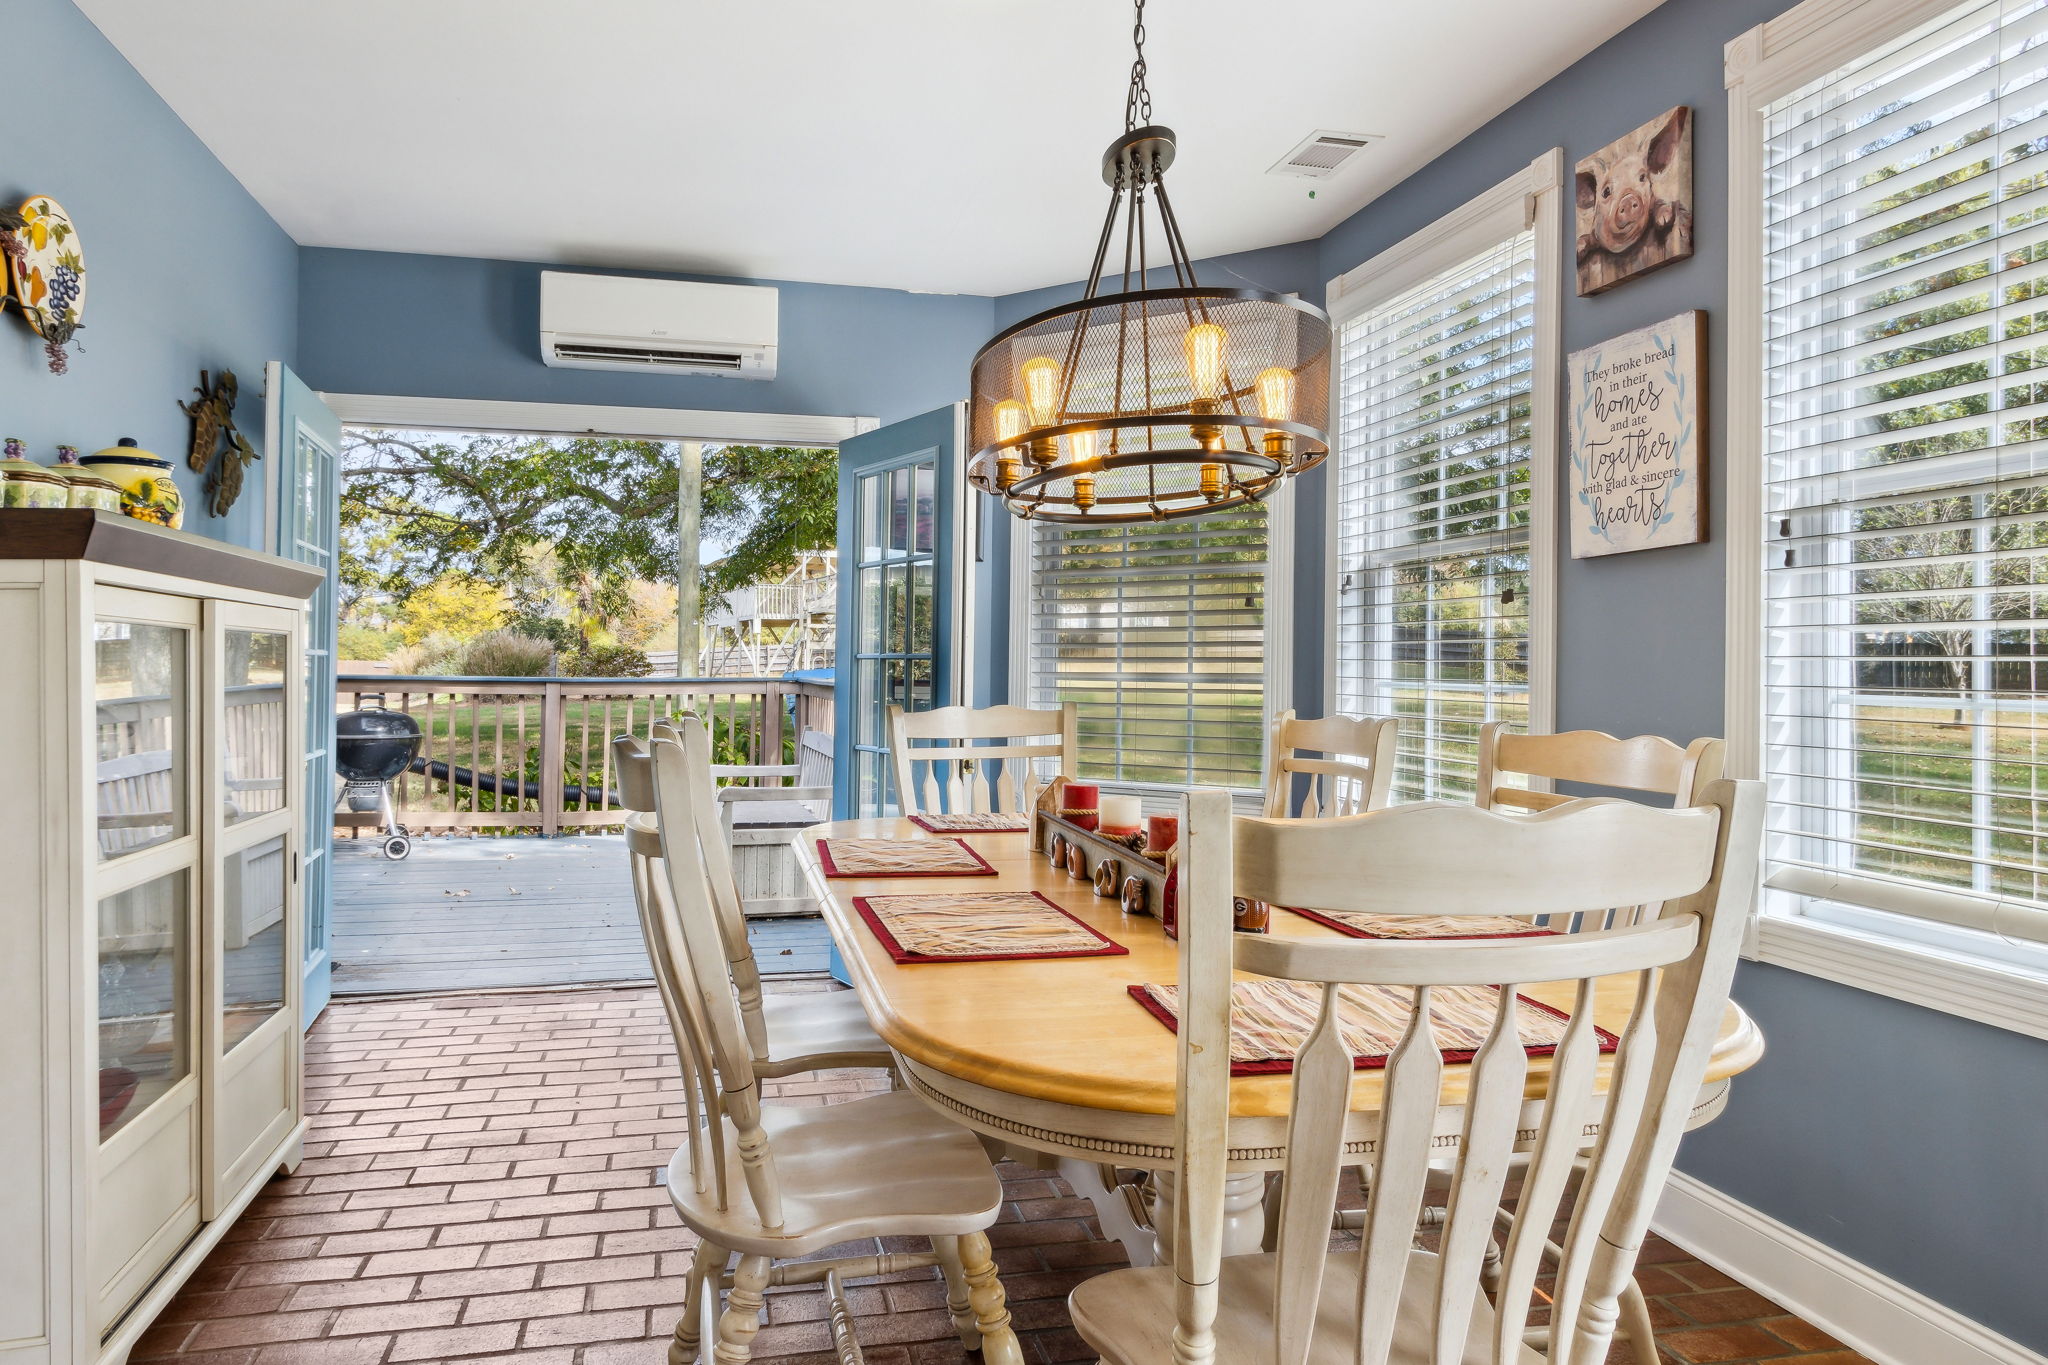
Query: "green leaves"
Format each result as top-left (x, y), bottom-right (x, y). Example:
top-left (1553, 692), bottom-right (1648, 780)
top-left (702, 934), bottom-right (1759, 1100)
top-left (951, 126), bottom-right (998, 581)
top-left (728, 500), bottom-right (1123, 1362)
top-left (341, 430), bottom-right (836, 625)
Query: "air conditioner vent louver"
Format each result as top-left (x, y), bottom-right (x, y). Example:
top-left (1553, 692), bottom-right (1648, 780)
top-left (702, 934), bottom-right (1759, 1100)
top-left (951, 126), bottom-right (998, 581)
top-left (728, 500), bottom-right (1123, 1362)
top-left (1268, 130), bottom-right (1381, 180)
top-left (550, 342), bottom-right (746, 370)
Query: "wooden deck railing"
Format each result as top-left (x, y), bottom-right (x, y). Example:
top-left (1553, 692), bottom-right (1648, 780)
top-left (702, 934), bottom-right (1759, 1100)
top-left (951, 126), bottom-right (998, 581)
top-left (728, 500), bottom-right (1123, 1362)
top-left (335, 675), bottom-right (834, 836)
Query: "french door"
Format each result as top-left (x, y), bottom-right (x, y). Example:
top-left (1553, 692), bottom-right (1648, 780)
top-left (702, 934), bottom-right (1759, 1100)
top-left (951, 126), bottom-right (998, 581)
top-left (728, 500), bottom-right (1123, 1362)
top-left (834, 404), bottom-right (970, 817)
top-left (266, 363), bottom-right (342, 1027)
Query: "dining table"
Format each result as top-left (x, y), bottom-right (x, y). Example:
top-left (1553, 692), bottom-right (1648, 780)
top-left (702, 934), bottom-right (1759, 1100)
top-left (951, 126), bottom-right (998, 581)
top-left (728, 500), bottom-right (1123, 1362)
top-left (797, 815), bottom-right (1766, 1267)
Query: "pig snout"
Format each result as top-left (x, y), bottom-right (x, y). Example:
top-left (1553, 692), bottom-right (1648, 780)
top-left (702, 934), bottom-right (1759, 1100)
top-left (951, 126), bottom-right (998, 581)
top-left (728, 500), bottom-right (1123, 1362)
top-left (1599, 181), bottom-right (1652, 253)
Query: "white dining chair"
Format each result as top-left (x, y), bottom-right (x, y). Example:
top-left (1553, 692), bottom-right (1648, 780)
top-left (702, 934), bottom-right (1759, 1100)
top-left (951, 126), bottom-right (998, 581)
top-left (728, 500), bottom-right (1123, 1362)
top-left (1260, 710), bottom-right (1399, 818)
top-left (1069, 780), bottom-right (1762, 1365)
top-left (646, 720), bottom-right (1025, 1365)
top-left (613, 732), bottom-right (890, 1078)
top-left (1476, 723), bottom-right (1725, 815)
top-left (887, 702), bottom-right (1077, 815)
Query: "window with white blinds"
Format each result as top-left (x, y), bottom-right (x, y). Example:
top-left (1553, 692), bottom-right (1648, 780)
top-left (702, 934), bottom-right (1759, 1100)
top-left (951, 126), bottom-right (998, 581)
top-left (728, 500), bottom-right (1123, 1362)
top-left (1763, 0), bottom-right (2048, 951)
top-left (1333, 231), bottom-right (1537, 803)
top-left (1023, 508), bottom-right (1269, 791)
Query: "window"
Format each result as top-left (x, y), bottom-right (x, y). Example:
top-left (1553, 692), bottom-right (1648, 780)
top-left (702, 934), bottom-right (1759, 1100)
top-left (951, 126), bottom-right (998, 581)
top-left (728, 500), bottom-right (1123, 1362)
top-left (1327, 157), bottom-right (1561, 803)
top-left (1756, 0), bottom-right (2048, 967)
top-left (1019, 507), bottom-right (1275, 792)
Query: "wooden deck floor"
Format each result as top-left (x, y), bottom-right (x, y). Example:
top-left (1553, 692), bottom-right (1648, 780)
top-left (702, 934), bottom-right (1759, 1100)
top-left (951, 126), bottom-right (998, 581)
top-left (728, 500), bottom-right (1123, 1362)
top-left (331, 832), bottom-right (833, 994)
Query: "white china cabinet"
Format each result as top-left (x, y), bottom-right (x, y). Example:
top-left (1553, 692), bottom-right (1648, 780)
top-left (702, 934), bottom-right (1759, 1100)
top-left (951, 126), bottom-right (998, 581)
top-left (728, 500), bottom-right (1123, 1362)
top-left (0, 510), bottom-right (322, 1365)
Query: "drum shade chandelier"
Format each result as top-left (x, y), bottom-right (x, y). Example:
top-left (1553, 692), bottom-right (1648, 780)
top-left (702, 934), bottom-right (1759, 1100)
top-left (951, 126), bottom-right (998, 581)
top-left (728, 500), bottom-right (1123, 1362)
top-left (967, 0), bottom-right (1332, 524)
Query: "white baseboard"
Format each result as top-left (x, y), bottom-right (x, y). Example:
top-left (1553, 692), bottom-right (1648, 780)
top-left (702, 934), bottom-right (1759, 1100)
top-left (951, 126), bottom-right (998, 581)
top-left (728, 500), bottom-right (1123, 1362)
top-left (1654, 1172), bottom-right (2045, 1365)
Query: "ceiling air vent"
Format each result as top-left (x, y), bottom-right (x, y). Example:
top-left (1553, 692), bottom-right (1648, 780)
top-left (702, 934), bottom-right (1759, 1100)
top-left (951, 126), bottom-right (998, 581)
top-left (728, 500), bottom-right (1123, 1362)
top-left (1268, 130), bottom-right (1380, 180)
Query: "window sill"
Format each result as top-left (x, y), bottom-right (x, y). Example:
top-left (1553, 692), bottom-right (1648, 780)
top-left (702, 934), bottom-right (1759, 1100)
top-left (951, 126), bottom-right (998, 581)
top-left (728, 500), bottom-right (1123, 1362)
top-left (1749, 914), bottom-right (2048, 1042)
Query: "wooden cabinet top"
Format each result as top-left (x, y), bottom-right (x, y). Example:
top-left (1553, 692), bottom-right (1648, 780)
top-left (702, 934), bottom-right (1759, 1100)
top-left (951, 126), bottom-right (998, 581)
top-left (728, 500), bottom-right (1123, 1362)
top-left (0, 510), bottom-right (323, 600)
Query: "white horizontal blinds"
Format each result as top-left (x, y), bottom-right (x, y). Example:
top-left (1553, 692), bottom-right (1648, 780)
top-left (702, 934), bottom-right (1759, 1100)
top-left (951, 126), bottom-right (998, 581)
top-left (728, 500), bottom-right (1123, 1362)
top-left (1027, 508), bottom-right (1266, 790)
top-left (1334, 231), bottom-right (1536, 803)
top-left (1764, 0), bottom-right (2048, 946)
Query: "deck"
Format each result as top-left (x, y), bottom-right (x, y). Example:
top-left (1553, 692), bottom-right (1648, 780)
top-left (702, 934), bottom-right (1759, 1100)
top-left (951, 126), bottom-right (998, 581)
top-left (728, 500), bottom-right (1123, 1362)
top-left (331, 832), bottom-right (833, 994)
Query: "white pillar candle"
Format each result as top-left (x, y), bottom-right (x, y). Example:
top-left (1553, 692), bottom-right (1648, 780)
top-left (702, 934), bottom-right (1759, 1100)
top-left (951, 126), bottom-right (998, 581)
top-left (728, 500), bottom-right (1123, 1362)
top-left (1099, 794), bottom-right (1142, 832)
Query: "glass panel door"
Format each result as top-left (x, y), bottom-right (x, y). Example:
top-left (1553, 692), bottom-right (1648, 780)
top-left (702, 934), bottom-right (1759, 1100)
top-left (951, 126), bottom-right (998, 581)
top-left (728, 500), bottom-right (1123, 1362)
top-left (834, 405), bottom-right (964, 818)
top-left (96, 872), bottom-right (190, 1142)
top-left (269, 362), bottom-right (341, 1026)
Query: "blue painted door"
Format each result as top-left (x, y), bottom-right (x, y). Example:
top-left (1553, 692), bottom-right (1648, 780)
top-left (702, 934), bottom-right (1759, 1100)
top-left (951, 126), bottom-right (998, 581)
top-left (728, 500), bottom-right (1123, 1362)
top-left (267, 363), bottom-right (341, 1028)
top-left (834, 405), bottom-right (965, 819)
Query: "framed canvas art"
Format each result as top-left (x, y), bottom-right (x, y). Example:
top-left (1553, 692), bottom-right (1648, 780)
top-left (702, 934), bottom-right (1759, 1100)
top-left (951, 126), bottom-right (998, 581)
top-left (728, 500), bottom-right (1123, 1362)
top-left (1567, 310), bottom-right (1706, 559)
top-left (1575, 106), bottom-right (1693, 295)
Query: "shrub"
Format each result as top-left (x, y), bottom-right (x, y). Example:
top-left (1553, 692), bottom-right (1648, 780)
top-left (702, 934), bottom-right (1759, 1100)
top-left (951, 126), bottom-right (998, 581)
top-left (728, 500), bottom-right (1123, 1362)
top-left (386, 633), bottom-right (462, 676)
top-left (567, 643), bottom-right (653, 677)
top-left (337, 623), bottom-right (394, 661)
top-left (459, 630), bottom-right (557, 678)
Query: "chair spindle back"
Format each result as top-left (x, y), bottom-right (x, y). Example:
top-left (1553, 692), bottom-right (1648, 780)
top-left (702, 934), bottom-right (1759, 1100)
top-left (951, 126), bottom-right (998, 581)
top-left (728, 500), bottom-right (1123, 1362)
top-left (887, 703), bottom-right (1076, 815)
top-left (1260, 710), bottom-right (1399, 818)
top-left (1171, 785), bottom-right (1762, 1365)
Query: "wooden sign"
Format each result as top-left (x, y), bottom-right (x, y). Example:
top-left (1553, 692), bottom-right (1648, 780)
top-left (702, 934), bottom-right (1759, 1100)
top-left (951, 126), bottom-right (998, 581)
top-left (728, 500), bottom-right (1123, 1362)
top-left (1567, 310), bottom-right (1705, 558)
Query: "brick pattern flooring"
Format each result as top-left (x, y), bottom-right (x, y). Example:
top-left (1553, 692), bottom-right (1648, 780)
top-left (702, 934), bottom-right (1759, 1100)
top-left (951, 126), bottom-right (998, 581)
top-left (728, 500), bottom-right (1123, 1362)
top-left (131, 985), bottom-right (1874, 1365)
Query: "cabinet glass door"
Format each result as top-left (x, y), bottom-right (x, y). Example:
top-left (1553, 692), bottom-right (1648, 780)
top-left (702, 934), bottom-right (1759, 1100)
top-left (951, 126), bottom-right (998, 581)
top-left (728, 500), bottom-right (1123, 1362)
top-left (94, 621), bottom-right (188, 860)
top-left (89, 590), bottom-right (202, 1328)
top-left (96, 873), bottom-right (190, 1142)
top-left (204, 603), bottom-right (302, 1219)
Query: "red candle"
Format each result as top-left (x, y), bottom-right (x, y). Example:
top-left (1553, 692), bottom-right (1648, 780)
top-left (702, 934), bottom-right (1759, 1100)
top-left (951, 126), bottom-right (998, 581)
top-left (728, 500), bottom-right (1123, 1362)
top-left (1146, 814), bottom-right (1179, 855)
top-left (1061, 782), bottom-right (1100, 831)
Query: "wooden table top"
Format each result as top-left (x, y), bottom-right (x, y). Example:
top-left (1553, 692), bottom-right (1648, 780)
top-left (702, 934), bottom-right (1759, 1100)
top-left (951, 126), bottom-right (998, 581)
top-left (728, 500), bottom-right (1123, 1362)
top-left (802, 818), bottom-right (1764, 1118)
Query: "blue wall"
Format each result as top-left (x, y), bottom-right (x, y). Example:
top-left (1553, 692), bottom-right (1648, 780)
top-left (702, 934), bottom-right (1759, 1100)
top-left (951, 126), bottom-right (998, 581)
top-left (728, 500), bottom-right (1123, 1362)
top-left (1302, 0), bottom-right (2048, 1348)
top-left (296, 248), bottom-right (993, 430)
top-left (0, 0), bottom-right (298, 551)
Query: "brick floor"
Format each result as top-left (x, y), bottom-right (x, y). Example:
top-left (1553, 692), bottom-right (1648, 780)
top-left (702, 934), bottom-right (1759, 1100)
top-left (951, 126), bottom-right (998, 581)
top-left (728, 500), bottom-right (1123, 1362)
top-left (133, 985), bottom-right (1873, 1365)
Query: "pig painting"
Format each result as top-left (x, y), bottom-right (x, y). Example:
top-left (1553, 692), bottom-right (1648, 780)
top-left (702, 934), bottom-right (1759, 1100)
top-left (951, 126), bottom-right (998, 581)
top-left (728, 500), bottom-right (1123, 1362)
top-left (1575, 106), bottom-right (1693, 296)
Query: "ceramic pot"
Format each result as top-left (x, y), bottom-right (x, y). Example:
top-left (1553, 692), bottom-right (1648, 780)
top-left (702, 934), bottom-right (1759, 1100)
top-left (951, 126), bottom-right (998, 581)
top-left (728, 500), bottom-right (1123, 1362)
top-left (1, 436), bottom-right (70, 508)
top-left (82, 437), bottom-right (183, 528)
top-left (50, 444), bottom-right (122, 511)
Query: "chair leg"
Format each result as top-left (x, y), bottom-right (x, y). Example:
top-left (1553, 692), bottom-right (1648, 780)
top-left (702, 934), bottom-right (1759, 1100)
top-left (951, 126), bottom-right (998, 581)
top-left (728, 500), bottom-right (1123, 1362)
top-left (957, 1229), bottom-right (1026, 1365)
top-left (932, 1236), bottom-right (982, 1351)
top-left (711, 1253), bottom-right (772, 1365)
top-left (1618, 1275), bottom-right (1660, 1362)
top-left (670, 1238), bottom-right (726, 1365)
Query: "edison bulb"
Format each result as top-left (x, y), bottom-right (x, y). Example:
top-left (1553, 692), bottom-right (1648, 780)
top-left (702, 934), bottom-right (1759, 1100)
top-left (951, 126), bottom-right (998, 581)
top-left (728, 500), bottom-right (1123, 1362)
top-left (993, 400), bottom-right (1027, 444)
top-left (1068, 428), bottom-right (1098, 467)
top-left (1183, 323), bottom-right (1228, 401)
top-left (1020, 356), bottom-right (1063, 427)
top-left (1254, 367), bottom-right (1296, 423)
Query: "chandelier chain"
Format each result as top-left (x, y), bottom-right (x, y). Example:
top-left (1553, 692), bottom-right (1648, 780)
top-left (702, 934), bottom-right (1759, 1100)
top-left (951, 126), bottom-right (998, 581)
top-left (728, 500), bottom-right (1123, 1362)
top-left (1124, 0), bottom-right (1152, 131)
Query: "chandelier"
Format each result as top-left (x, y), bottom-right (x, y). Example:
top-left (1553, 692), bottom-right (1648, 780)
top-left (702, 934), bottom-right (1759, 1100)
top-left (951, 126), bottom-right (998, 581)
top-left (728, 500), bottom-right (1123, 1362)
top-left (967, 0), bottom-right (1332, 524)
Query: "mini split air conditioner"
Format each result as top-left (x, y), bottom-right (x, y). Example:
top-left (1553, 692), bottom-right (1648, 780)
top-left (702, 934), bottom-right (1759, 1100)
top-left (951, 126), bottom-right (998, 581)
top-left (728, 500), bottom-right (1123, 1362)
top-left (539, 271), bottom-right (778, 379)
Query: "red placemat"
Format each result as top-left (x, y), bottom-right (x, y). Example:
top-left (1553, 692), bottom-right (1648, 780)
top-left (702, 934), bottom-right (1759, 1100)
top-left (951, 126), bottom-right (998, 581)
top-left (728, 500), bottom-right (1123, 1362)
top-left (816, 836), bottom-right (998, 878)
top-left (854, 891), bottom-right (1128, 964)
top-left (907, 812), bottom-right (1031, 834)
top-left (1280, 906), bottom-right (1556, 940)
top-left (1127, 979), bottom-right (1616, 1076)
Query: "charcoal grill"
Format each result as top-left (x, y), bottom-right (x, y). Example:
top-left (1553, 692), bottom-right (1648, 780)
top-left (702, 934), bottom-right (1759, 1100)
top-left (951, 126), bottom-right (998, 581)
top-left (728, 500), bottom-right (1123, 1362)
top-left (335, 694), bottom-right (423, 859)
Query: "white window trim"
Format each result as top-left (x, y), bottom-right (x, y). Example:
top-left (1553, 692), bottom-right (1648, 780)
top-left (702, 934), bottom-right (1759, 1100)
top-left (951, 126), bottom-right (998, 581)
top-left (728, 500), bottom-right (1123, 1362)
top-left (1007, 480), bottom-right (1295, 804)
top-left (1726, 0), bottom-right (2048, 1041)
top-left (1321, 149), bottom-right (1565, 748)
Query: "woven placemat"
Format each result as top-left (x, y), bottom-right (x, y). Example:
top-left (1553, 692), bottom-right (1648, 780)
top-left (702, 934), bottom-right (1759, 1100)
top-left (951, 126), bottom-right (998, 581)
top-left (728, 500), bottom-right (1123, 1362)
top-left (907, 812), bottom-right (1031, 834)
top-left (1129, 978), bottom-right (1615, 1075)
top-left (816, 837), bottom-right (998, 878)
top-left (1281, 907), bottom-right (1555, 940)
top-left (855, 891), bottom-right (1127, 964)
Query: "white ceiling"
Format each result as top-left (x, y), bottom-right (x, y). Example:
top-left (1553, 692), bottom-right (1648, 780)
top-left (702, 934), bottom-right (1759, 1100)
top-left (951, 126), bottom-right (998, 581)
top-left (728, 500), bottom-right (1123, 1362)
top-left (78, 0), bottom-right (1664, 297)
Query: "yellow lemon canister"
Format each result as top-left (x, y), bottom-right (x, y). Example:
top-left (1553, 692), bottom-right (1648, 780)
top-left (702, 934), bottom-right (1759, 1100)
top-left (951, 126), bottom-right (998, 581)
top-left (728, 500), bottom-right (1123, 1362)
top-left (82, 437), bottom-right (183, 528)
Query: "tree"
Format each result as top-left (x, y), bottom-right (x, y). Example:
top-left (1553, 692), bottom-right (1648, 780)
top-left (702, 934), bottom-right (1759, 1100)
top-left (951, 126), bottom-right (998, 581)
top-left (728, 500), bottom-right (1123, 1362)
top-left (395, 575), bottom-right (510, 645)
top-left (340, 431), bottom-right (835, 622)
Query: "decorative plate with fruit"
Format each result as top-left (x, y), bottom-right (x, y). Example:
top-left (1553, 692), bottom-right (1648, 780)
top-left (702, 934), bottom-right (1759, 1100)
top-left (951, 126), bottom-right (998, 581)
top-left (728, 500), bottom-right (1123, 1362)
top-left (3, 196), bottom-right (85, 373)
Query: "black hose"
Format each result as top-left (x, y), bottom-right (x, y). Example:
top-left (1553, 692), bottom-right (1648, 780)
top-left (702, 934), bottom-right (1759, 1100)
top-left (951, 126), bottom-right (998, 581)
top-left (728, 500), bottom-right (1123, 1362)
top-left (407, 756), bottom-right (619, 807)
